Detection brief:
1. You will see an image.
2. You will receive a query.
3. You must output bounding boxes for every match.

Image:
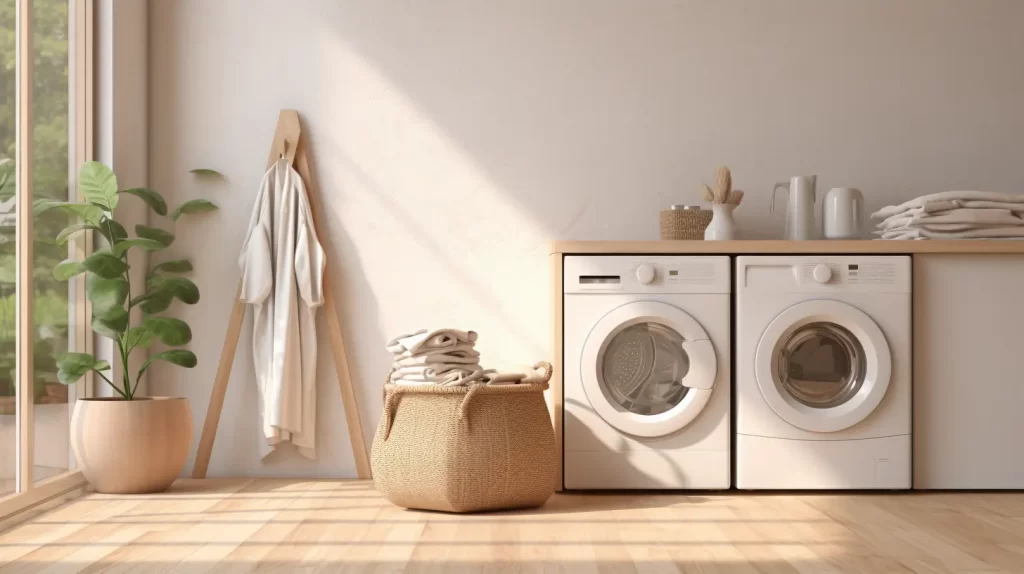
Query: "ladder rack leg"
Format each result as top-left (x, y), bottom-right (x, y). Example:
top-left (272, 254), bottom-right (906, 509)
top-left (192, 284), bottom-right (246, 478)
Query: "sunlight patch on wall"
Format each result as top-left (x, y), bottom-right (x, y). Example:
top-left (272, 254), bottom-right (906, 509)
top-left (311, 36), bottom-right (550, 368)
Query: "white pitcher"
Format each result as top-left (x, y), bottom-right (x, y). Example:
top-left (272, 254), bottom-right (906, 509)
top-left (772, 175), bottom-right (817, 240)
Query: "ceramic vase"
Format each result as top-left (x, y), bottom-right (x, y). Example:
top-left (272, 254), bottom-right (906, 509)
top-left (71, 397), bottom-right (193, 494)
top-left (704, 204), bottom-right (737, 240)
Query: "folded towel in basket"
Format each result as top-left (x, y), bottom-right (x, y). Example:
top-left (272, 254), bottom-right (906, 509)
top-left (386, 329), bottom-right (546, 387)
top-left (386, 329), bottom-right (478, 356)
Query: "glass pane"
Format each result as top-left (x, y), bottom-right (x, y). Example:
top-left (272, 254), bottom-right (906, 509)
top-left (776, 322), bottom-right (866, 409)
top-left (0, 0), bottom-right (19, 496)
top-left (600, 322), bottom-right (689, 416)
top-left (31, 0), bottom-right (72, 483)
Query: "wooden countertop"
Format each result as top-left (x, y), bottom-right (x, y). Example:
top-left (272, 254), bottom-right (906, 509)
top-left (550, 240), bottom-right (1024, 255)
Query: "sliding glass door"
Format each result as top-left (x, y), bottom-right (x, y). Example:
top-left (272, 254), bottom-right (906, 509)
top-left (0, 0), bottom-right (91, 513)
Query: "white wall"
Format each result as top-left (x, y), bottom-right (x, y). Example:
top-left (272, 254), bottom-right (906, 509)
top-left (148, 0), bottom-right (1024, 477)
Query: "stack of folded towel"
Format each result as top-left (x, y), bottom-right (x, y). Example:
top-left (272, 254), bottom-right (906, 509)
top-left (386, 328), bottom-right (545, 387)
top-left (872, 191), bottom-right (1024, 240)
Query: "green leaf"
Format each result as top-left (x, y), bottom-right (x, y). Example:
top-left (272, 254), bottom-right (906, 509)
top-left (147, 275), bottom-right (200, 305)
top-left (125, 326), bottom-right (156, 350)
top-left (82, 252), bottom-right (128, 279)
top-left (91, 315), bottom-right (127, 340)
top-left (111, 238), bottom-right (166, 257)
top-left (119, 188), bottom-right (167, 216)
top-left (34, 200), bottom-right (104, 226)
top-left (149, 259), bottom-right (192, 276)
top-left (189, 168), bottom-right (222, 178)
top-left (138, 350), bottom-right (197, 382)
top-left (96, 305), bottom-right (129, 329)
top-left (136, 291), bottom-right (173, 314)
top-left (86, 273), bottom-right (129, 317)
top-left (79, 161), bottom-right (119, 212)
top-left (56, 353), bottom-right (111, 385)
top-left (56, 223), bottom-right (96, 245)
top-left (142, 316), bottom-right (192, 346)
top-left (135, 225), bottom-right (175, 247)
top-left (171, 199), bottom-right (218, 221)
top-left (54, 259), bottom-right (86, 281)
top-left (96, 219), bottom-right (128, 244)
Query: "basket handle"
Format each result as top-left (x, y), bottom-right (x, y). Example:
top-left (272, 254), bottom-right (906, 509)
top-left (382, 386), bottom-right (397, 439)
top-left (455, 361), bottom-right (553, 429)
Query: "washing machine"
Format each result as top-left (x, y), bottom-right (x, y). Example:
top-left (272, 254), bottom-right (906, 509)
top-left (735, 256), bottom-right (912, 490)
top-left (563, 255), bottom-right (731, 489)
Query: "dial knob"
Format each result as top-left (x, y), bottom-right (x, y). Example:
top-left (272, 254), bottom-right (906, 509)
top-left (812, 264), bottom-right (833, 284)
top-left (636, 264), bottom-right (655, 285)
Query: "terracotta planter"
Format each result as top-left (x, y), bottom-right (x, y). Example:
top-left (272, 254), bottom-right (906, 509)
top-left (71, 397), bottom-right (193, 494)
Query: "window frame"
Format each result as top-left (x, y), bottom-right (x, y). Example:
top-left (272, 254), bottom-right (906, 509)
top-left (0, 0), bottom-right (94, 521)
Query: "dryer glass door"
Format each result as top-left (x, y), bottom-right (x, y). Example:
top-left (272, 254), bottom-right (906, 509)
top-left (581, 301), bottom-right (717, 438)
top-left (755, 299), bottom-right (891, 433)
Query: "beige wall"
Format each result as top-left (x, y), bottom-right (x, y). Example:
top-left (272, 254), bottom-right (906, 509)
top-left (148, 0), bottom-right (1024, 477)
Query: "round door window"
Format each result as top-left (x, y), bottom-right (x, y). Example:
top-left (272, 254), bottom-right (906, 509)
top-left (600, 322), bottom-right (690, 416)
top-left (776, 322), bottom-right (867, 409)
top-left (754, 299), bottom-right (892, 433)
top-left (580, 301), bottom-right (719, 438)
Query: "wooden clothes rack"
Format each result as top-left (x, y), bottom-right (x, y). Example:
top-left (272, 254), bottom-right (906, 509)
top-left (192, 110), bottom-right (372, 479)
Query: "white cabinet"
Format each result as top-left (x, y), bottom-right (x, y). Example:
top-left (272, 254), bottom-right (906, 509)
top-left (913, 254), bottom-right (1024, 489)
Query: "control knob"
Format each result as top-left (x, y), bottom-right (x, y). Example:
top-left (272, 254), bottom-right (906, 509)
top-left (812, 264), bottom-right (833, 284)
top-left (636, 264), bottom-right (655, 285)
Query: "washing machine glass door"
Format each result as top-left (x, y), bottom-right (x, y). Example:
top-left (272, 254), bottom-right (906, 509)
top-left (581, 301), bottom-right (718, 438)
top-left (755, 299), bottom-right (892, 433)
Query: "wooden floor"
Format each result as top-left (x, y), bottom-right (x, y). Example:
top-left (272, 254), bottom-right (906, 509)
top-left (0, 479), bottom-right (1023, 573)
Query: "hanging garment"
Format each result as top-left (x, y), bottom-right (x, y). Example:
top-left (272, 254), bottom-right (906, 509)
top-left (239, 159), bottom-right (326, 459)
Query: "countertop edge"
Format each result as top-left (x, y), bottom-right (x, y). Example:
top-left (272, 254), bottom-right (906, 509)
top-left (548, 240), bottom-right (1024, 255)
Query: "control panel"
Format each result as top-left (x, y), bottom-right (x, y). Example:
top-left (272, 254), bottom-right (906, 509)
top-left (799, 259), bottom-right (901, 286)
top-left (740, 256), bottom-right (911, 293)
top-left (565, 256), bottom-right (731, 294)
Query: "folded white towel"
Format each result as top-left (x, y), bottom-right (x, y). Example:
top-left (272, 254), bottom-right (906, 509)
top-left (385, 329), bottom-right (478, 356)
top-left (386, 329), bottom-right (546, 387)
top-left (878, 208), bottom-right (1024, 231)
top-left (872, 192), bottom-right (1024, 220)
top-left (878, 227), bottom-right (1024, 240)
top-left (395, 349), bottom-right (483, 366)
top-left (922, 199), bottom-right (1024, 215)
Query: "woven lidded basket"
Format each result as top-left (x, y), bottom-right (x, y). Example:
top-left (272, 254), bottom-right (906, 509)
top-left (660, 207), bottom-right (712, 240)
top-left (372, 363), bottom-right (557, 513)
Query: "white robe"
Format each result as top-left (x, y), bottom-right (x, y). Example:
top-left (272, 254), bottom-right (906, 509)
top-left (239, 159), bottom-right (325, 459)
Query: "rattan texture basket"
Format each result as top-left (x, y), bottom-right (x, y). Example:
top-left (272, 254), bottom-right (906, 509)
top-left (372, 362), bottom-right (557, 513)
top-left (660, 208), bottom-right (712, 240)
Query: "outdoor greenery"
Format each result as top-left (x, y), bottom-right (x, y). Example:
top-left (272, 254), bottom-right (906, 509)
top-left (41, 161), bottom-right (218, 399)
top-left (0, 0), bottom-right (72, 401)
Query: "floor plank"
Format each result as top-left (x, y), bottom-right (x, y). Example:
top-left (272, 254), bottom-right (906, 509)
top-left (0, 480), bottom-right (1023, 573)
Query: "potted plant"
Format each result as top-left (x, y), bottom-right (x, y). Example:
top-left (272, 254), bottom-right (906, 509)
top-left (42, 161), bottom-right (218, 494)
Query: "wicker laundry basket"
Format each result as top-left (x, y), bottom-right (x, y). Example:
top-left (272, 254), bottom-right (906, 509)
top-left (372, 362), bottom-right (557, 513)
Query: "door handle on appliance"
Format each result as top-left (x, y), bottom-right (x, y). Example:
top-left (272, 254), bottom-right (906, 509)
top-left (680, 339), bottom-right (717, 390)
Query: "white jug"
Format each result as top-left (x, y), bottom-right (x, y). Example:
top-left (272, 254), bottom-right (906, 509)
top-left (823, 187), bottom-right (864, 239)
top-left (772, 175), bottom-right (818, 240)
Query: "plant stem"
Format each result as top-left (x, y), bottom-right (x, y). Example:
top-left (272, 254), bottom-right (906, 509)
top-left (103, 215), bottom-right (135, 400)
top-left (95, 369), bottom-right (127, 399)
